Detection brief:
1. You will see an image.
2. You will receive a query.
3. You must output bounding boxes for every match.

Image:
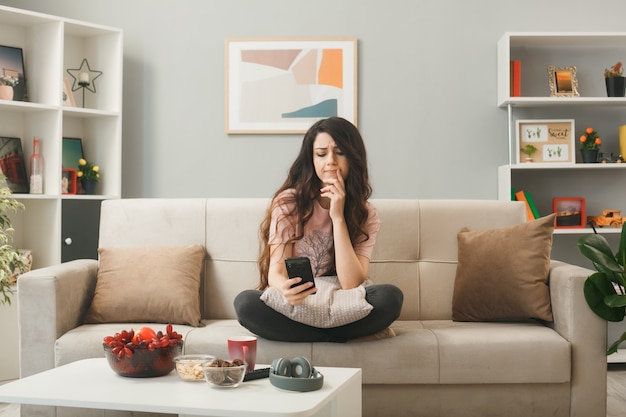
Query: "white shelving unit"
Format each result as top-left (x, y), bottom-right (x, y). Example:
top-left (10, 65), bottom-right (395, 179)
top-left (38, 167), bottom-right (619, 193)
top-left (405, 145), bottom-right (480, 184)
top-left (497, 32), bottom-right (626, 232)
top-left (497, 32), bottom-right (626, 362)
top-left (0, 5), bottom-right (122, 269)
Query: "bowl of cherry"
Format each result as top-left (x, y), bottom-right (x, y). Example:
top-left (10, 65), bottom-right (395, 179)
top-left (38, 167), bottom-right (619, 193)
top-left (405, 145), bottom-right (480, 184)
top-left (103, 324), bottom-right (183, 378)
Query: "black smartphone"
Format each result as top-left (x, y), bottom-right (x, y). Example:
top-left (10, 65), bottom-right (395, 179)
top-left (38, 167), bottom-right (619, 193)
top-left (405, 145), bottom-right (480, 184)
top-left (285, 257), bottom-right (316, 291)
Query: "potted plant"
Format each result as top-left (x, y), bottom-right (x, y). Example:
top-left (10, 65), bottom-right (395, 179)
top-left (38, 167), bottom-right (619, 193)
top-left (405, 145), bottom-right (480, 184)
top-left (578, 224), bottom-right (626, 354)
top-left (77, 158), bottom-right (100, 195)
top-left (604, 61), bottom-right (625, 97)
top-left (0, 174), bottom-right (29, 305)
top-left (579, 127), bottom-right (601, 163)
top-left (521, 144), bottom-right (537, 162)
top-left (0, 75), bottom-right (18, 101)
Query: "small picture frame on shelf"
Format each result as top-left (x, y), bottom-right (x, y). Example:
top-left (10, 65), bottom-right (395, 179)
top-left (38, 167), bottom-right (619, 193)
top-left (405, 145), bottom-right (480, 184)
top-left (62, 77), bottom-right (75, 107)
top-left (0, 136), bottom-right (28, 193)
top-left (553, 197), bottom-right (586, 228)
top-left (0, 45), bottom-right (26, 101)
top-left (61, 168), bottom-right (77, 195)
top-left (62, 137), bottom-right (85, 194)
top-left (62, 137), bottom-right (84, 170)
top-left (516, 119), bottom-right (575, 164)
top-left (547, 66), bottom-right (579, 97)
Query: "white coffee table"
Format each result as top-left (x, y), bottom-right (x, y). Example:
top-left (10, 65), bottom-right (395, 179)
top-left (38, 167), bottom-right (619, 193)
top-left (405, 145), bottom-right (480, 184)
top-left (0, 358), bottom-right (361, 417)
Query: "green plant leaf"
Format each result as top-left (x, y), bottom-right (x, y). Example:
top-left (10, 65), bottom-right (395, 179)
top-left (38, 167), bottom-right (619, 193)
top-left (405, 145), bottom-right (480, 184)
top-left (583, 272), bottom-right (625, 322)
top-left (617, 225), bottom-right (626, 258)
top-left (615, 224), bottom-right (626, 283)
top-left (605, 294), bottom-right (626, 308)
top-left (578, 234), bottom-right (623, 274)
top-left (607, 331), bottom-right (626, 355)
top-left (578, 226), bottom-right (626, 355)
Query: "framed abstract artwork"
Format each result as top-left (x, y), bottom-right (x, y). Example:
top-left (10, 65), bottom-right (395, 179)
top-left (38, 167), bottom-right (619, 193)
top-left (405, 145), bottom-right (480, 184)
top-left (225, 37), bottom-right (357, 134)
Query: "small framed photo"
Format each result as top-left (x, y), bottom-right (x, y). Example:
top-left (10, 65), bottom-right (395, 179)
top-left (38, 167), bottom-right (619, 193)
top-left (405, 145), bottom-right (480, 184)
top-left (61, 168), bottom-right (77, 194)
top-left (547, 66), bottom-right (579, 97)
top-left (516, 119), bottom-right (575, 164)
top-left (62, 137), bottom-right (84, 170)
top-left (62, 77), bottom-right (75, 107)
top-left (62, 137), bottom-right (85, 194)
top-left (553, 197), bottom-right (586, 228)
top-left (0, 136), bottom-right (28, 193)
top-left (225, 37), bottom-right (357, 134)
top-left (0, 45), bottom-right (26, 101)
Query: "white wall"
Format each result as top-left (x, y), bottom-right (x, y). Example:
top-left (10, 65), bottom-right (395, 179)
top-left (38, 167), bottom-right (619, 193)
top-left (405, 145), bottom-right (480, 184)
top-left (6, 0), bottom-right (626, 201)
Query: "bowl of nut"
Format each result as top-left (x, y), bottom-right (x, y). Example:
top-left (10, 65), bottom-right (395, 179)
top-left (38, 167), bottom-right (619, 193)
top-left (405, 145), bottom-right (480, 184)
top-left (103, 324), bottom-right (184, 378)
top-left (173, 354), bottom-right (216, 382)
top-left (202, 358), bottom-right (247, 388)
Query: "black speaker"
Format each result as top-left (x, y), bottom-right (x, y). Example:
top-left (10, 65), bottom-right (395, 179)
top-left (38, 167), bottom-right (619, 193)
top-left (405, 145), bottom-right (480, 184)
top-left (269, 356), bottom-right (324, 392)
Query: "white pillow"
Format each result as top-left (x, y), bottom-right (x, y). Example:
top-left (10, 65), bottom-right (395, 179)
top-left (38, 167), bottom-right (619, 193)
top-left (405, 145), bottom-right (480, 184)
top-left (260, 276), bottom-right (373, 328)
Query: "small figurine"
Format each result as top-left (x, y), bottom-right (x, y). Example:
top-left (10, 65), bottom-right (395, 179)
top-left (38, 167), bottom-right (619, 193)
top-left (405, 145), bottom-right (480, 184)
top-left (599, 152), bottom-right (624, 163)
top-left (587, 209), bottom-right (625, 228)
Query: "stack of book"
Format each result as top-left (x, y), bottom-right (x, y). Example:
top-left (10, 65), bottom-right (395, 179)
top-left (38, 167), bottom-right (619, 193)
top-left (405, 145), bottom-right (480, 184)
top-left (512, 188), bottom-right (539, 221)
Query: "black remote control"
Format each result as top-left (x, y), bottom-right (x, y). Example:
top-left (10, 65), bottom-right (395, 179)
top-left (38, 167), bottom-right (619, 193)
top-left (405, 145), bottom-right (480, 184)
top-left (244, 367), bottom-right (270, 382)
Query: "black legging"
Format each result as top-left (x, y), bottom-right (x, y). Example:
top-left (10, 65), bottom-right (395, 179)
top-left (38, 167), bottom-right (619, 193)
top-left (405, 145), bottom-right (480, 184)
top-left (234, 284), bottom-right (403, 343)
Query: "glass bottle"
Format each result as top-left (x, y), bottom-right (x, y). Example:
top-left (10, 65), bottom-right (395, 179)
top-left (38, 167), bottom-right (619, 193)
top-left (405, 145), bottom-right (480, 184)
top-left (29, 137), bottom-right (43, 194)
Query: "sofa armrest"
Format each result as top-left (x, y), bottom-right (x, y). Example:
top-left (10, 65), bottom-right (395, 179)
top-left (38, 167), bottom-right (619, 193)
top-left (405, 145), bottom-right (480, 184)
top-left (549, 260), bottom-right (607, 417)
top-left (17, 259), bottom-right (98, 378)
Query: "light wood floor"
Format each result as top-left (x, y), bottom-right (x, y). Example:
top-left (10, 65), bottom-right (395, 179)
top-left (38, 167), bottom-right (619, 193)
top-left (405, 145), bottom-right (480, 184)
top-left (608, 364), bottom-right (626, 417)
top-left (1, 367), bottom-right (625, 416)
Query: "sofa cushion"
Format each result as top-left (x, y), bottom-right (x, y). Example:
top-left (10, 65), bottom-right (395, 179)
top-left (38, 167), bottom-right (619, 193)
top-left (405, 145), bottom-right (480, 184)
top-left (180, 320), bottom-right (569, 385)
top-left (260, 276), bottom-right (373, 328)
top-left (428, 320), bottom-right (570, 384)
top-left (452, 214), bottom-right (555, 322)
top-left (312, 320), bottom-right (569, 385)
top-left (84, 245), bottom-right (205, 326)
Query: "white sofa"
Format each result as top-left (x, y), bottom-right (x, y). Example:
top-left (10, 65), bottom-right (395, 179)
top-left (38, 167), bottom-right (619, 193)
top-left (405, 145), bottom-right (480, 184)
top-left (18, 198), bottom-right (607, 417)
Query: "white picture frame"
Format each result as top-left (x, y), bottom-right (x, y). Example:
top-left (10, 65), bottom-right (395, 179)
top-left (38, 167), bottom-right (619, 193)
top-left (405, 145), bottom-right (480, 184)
top-left (225, 37), bottom-right (357, 134)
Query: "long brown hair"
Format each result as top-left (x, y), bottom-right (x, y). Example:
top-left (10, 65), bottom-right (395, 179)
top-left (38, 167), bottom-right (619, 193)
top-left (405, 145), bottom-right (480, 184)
top-left (257, 117), bottom-right (372, 289)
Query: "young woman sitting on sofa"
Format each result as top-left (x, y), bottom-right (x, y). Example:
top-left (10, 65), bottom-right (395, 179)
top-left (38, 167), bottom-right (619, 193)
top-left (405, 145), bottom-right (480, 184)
top-left (234, 117), bottom-right (403, 343)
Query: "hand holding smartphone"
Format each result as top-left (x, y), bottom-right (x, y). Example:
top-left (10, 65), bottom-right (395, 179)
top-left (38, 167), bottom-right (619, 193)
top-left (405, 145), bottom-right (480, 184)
top-left (285, 257), bottom-right (316, 293)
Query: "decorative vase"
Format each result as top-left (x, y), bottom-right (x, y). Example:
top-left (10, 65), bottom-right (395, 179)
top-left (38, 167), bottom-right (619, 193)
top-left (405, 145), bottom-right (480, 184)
top-left (81, 180), bottom-right (97, 195)
top-left (0, 85), bottom-right (13, 100)
top-left (605, 77), bottom-right (626, 97)
top-left (580, 149), bottom-right (599, 163)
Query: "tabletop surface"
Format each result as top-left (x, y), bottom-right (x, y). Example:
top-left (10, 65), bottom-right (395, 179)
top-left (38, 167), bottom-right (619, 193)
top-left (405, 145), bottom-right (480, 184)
top-left (0, 359), bottom-right (361, 417)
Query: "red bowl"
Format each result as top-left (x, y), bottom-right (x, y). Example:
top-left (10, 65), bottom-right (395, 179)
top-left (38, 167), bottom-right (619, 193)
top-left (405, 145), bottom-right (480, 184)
top-left (103, 342), bottom-right (183, 378)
